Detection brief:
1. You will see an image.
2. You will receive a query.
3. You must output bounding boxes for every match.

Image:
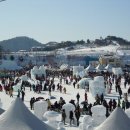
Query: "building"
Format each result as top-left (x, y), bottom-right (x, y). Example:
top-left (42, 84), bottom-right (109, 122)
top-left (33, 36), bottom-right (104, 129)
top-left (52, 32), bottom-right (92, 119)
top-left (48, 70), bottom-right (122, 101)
top-left (99, 54), bottom-right (121, 67)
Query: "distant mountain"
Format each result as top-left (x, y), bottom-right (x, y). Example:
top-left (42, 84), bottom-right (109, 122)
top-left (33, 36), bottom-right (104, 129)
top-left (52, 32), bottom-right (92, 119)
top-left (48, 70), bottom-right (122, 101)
top-left (0, 35), bottom-right (130, 52)
top-left (0, 36), bottom-right (44, 52)
top-left (94, 36), bottom-right (130, 46)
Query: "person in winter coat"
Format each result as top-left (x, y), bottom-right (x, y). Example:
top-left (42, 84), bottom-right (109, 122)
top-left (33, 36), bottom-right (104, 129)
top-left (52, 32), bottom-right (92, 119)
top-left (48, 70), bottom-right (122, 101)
top-left (30, 97), bottom-right (35, 110)
top-left (47, 99), bottom-right (52, 110)
top-left (112, 99), bottom-right (117, 110)
top-left (21, 90), bottom-right (25, 101)
top-left (84, 92), bottom-right (87, 102)
top-left (63, 87), bottom-right (66, 94)
top-left (69, 110), bottom-right (74, 126)
top-left (62, 109), bottom-right (66, 125)
top-left (118, 88), bottom-right (122, 99)
top-left (17, 89), bottom-right (21, 98)
top-left (9, 86), bottom-right (13, 97)
top-left (109, 99), bottom-right (112, 112)
top-left (122, 100), bottom-right (126, 111)
top-left (76, 93), bottom-right (80, 103)
top-left (75, 109), bottom-right (80, 126)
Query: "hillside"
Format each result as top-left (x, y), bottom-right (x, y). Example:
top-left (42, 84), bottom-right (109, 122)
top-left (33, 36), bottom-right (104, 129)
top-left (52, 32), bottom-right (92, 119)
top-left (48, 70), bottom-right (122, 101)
top-left (0, 36), bottom-right (43, 52)
top-left (0, 36), bottom-right (130, 52)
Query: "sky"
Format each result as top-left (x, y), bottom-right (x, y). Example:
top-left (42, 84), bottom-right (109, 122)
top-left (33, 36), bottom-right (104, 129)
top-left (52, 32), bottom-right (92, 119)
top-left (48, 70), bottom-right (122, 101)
top-left (0, 0), bottom-right (130, 44)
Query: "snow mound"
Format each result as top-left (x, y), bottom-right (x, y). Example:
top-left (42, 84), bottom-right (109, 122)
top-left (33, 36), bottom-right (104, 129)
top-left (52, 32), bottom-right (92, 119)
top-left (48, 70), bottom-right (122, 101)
top-left (34, 100), bottom-right (48, 120)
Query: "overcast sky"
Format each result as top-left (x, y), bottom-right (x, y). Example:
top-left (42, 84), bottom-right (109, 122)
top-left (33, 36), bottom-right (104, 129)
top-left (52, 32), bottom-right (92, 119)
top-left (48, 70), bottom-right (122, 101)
top-left (0, 0), bottom-right (130, 43)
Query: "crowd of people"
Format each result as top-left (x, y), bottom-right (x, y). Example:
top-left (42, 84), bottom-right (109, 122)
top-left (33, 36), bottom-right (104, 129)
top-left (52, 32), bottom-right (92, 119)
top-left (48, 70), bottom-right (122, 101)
top-left (0, 68), bottom-right (130, 127)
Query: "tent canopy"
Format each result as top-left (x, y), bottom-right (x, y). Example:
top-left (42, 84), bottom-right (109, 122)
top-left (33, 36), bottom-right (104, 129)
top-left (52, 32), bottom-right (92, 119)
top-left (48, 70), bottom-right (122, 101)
top-left (96, 64), bottom-right (104, 71)
top-left (85, 64), bottom-right (95, 72)
top-left (95, 107), bottom-right (130, 130)
top-left (0, 98), bottom-right (55, 130)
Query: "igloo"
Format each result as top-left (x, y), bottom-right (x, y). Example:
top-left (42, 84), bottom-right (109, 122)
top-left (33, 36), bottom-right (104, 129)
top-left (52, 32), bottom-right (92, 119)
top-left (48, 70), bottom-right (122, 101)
top-left (34, 100), bottom-right (48, 120)
top-left (89, 80), bottom-right (105, 97)
top-left (43, 111), bottom-right (59, 129)
top-left (91, 105), bottom-right (106, 126)
top-left (62, 103), bottom-right (76, 124)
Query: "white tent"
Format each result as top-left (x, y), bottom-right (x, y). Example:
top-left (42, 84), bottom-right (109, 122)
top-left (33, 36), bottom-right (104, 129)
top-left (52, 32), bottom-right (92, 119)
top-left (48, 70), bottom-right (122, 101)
top-left (95, 107), bottom-right (130, 130)
top-left (0, 98), bottom-right (56, 130)
top-left (96, 64), bottom-right (104, 72)
top-left (0, 108), bottom-right (4, 115)
top-left (105, 64), bottom-right (112, 72)
top-left (60, 64), bottom-right (69, 70)
top-left (85, 64), bottom-right (95, 72)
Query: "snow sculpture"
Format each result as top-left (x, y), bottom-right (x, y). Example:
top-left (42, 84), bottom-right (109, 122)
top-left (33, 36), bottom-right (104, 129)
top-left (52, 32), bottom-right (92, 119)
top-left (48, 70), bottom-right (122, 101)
top-left (39, 65), bottom-right (46, 76)
top-left (62, 103), bottom-right (76, 124)
top-left (31, 65), bottom-right (46, 80)
top-left (57, 122), bottom-right (65, 130)
top-left (86, 125), bottom-right (94, 130)
top-left (112, 67), bottom-right (123, 76)
top-left (78, 78), bottom-right (92, 89)
top-left (79, 115), bottom-right (93, 130)
top-left (94, 76), bottom-right (104, 83)
top-left (13, 81), bottom-right (22, 92)
top-left (34, 100), bottom-right (48, 120)
top-left (73, 65), bottom-right (84, 77)
top-left (20, 74), bottom-right (28, 81)
top-left (43, 111), bottom-right (59, 129)
top-left (89, 80), bottom-right (105, 97)
top-left (91, 105), bottom-right (106, 126)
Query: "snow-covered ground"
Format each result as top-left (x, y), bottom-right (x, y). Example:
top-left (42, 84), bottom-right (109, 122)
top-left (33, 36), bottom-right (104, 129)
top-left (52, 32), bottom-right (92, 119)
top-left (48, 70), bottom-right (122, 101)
top-left (0, 75), bottom-right (129, 130)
